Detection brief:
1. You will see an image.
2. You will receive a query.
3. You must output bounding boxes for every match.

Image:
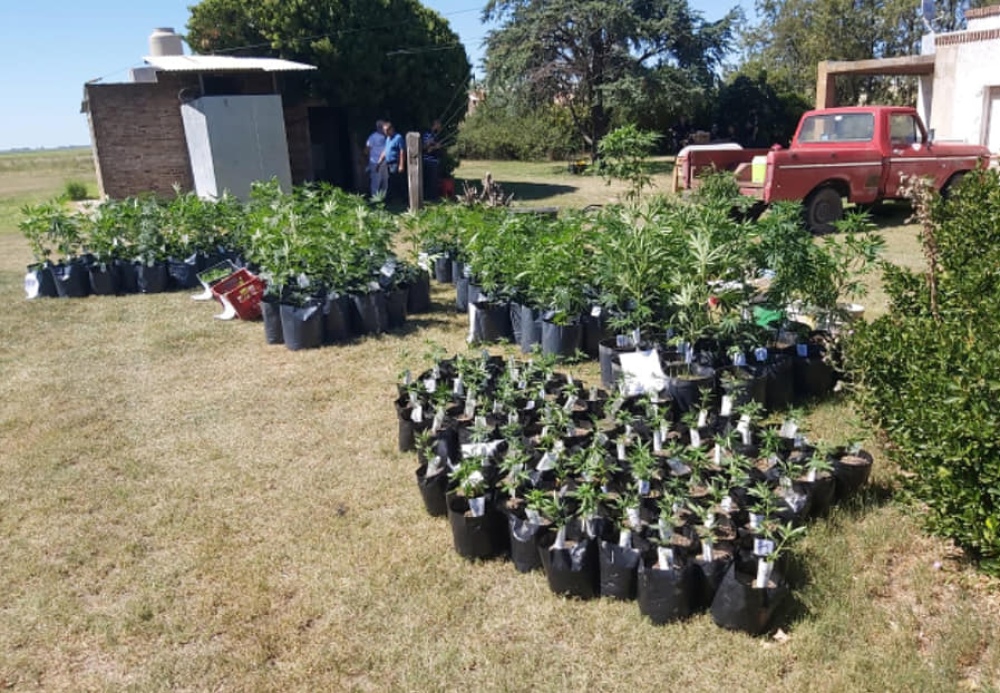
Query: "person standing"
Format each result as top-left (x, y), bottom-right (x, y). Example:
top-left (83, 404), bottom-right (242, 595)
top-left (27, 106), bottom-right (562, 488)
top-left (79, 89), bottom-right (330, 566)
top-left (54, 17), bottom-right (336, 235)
top-left (383, 121), bottom-right (406, 203)
top-left (363, 119), bottom-right (388, 199)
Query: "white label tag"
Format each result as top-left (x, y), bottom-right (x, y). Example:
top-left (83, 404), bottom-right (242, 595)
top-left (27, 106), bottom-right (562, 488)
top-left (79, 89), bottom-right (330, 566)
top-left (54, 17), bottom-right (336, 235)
top-left (525, 399), bottom-right (536, 411)
top-left (720, 395), bottom-right (733, 417)
top-left (713, 444), bottom-right (722, 465)
top-left (721, 496), bottom-right (734, 513)
top-left (754, 347), bottom-right (769, 362)
top-left (653, 429), bottom-right (663, 452)
top-left (591, 305), bottom-right (602, 317)
top-left (368, 281), bottom-right (381, 292)
top-left (380, 261), bottom-right (395, 278)
top-left (537, 450), bottom-right (558, 471)
top-left (657, 547), bottom-right (674, 570)
top-left (453, 377), bottom-right (464, 396)
top-left (24, 272), bottom-right (40, 299)
top-left (464, 397), bottom-right (477, 418)
top-left (637, 479), bottom-right (650, 495)
top-left (492, 399), bottom-right (502, 414)
top-left (563, 395), bottom-right (578, 413)
top-left (780, 420), bottom-right (798, 439)
top-left (697, 409), bottom-right (708, 428)
top-left (432, 410), bottom-right (445, 433)
top-left (667, 457), bottom-right (689, 475)
top-left (616, 441), bottom-right (627, 461)
top-left (754, 538), bottom-right (776, 557)
top-left (426, 455), bottom-right (443, 477)
top-left (631, 328), bottom-right (642, 346)
top-left (474, 415), bottom-right (487, 429)
top-left (689, 428), bottom-right (702, 448)
top-left (508, 411), bottom-right (518, 426)
top-left (411, 405), bottom-right (424, 423)
top-left (807, 467), bottom-right (818, 483)
top-left (408, 391), bottom-right (419, 407)
top-left (423, 377), bottom-right (436, 393)
top-left (797, 343), bottom-right (809, 358)
top-left (732, 351), bottom-right (746, 367)
top-left (627, 507), bottom-right (641, 530)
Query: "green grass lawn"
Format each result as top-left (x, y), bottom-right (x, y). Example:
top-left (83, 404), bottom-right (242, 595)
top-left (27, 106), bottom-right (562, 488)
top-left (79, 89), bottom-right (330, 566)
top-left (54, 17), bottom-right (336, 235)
top-left (0, 152), bottom-right (997, 691)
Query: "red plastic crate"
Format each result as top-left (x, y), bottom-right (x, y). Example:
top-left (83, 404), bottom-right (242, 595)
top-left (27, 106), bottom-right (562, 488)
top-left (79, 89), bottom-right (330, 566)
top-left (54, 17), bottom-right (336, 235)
top-left (211, 268), bottom-right (264, 320)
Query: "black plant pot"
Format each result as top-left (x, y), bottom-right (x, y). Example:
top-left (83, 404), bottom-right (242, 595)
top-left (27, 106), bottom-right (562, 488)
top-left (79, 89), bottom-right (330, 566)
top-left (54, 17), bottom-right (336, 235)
top-left (434, 255), bottom-right (453, 283)
top-left (416, 464), bottom-right (449, 517)
top-left (136, 261), bottom-right (169, 294)
top-left (406, 272), bottom-right (432, 313)
top-left (88, 260), bottom-right (121, 296)
top-left (751, 352), bottom-right (794, 413)
top-left (710, 563), bottom-right (788, 636)
top-left (598, 540), bottom-right (641, 600)
top-left (472, 300), bottom-right (513, 343)
top-left (50, 260), bottom-right (90, 298)
top-left (451, 259), bottom-right (464, 286)
top-left (720, 367), bottom-right (768, 410)
top-left (448, 494), bottom-right (504, 561)
top-left (261, 297), bottom-right (284, 345)
top-left (167, 254), bottom-right (203, 289)
top-left (541, 319), bottom-right (583, 360)
top-left (280, 302), bottom-right (323, 351)
top-left (538, 532), bottom-right (598, 599)
top-left (386, 287), bottom-right (409, 329)
top-left (793, 354), bottom-right (835, 400)
top-left (805, 472), bottom-right (837, 518)
top-left (323, 293), bottom-right (353, 344)
top-left (666, 366), bottom-right (716, 414)
top-left (455, 276), bottom-right (470, 312)
top-left (598, 338), bottom-right (638, 389)
top-left (693, 552), bottom-right (735, 610)
top-left (637, 559), bottom-right (696, 624)
top-left (832, 450), bottom-right (874, 501)
top-left (508, 514), bottom-right (544, 573)
top-left (351, 291), bottom-right (390, 335)
top-left (25, 263), bottom-right (58, 298)
top-left (118, 260), bottom-right (139, 294)
top-left (515, 303), bottom-right (543, 354)
top-left (581, 309), bottom-right (611, 359)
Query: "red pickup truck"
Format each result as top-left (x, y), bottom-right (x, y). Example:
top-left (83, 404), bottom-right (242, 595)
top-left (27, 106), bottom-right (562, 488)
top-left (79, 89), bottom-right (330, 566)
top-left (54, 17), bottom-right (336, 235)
top-left (674, 106), bottom-right (990, 232)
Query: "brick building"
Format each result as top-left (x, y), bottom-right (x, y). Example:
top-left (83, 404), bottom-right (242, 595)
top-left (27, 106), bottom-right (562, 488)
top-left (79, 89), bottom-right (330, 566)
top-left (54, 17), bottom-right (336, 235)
top-left (83, 30), bottom-right (360, 199)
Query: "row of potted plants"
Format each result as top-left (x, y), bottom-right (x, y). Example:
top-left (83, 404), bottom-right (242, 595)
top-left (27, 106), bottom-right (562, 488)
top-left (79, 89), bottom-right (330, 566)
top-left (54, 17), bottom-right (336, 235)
top-left (397, 350), bottom-right (874, 634)
top-left (405, 192), bottom-right (882, 373)
top-left (19, 183), bottom-right (432, 350)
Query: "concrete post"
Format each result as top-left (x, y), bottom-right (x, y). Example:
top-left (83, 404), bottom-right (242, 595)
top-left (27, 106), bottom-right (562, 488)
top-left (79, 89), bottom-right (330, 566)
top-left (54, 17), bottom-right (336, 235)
top-left (406, 132), bottom-right (423, 211)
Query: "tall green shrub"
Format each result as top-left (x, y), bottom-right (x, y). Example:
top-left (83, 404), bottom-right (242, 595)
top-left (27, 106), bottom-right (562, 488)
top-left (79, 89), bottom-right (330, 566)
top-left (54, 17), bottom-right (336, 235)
top-left (847, 169), bottom-right (1000, 573)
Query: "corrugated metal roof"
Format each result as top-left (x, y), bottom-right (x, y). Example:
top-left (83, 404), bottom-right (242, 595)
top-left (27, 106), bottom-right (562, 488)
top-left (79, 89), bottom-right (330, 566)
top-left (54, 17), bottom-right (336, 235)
top-left (143, 55), bottom-right (317, 73)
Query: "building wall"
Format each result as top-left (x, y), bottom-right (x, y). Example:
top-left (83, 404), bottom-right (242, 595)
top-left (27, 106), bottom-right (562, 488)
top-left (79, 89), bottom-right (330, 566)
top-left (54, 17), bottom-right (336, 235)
top-left (85, 73), bottom-right (199, 198)
top-left (929, 15), bottom-right (1000, 147)
top-left (85, 71), bottom-right (296, 199)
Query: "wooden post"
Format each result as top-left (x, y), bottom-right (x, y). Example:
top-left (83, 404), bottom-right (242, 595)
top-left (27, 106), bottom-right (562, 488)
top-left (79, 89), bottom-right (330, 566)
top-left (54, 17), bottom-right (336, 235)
top-left (406, 132), bottom-right (423, 211)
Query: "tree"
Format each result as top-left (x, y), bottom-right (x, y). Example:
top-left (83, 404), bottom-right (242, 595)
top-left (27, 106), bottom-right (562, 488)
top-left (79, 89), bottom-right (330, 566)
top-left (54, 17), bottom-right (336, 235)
top-left (713, 72), bottom-right (810, 147)
top-left (741, 0), bottom-right (985, 106)
top-left (482, 0), bottom-right (739, 156)
top-left (186, 0), bottom-right (471, 136)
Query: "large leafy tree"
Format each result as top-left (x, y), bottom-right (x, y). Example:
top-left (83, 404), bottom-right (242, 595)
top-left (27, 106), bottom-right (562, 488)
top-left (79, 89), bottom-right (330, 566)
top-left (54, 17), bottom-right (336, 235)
top-left (482, 0), bottom-right (739, 155)
top-left (741, 0), bottom-right (984, 106)
top-left (186, 0), bottom-right (471, 133)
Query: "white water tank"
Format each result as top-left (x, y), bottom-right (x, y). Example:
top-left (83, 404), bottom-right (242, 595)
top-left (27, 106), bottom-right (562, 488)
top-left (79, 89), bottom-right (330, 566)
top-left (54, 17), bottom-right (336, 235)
top-left (149, 27), bottom-right (184, 56)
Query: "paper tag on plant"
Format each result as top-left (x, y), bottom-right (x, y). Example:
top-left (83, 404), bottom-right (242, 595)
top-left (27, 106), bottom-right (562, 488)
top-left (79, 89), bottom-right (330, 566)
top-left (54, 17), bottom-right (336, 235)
top-left (468, 495), bottom-right (486, 517)
top-left (368, 281), bottom-right (381, 292)
top-left (426, 455), bottom-right (443, 476)
top-left (756, 558), bottom-right (774, 589)
top-left (807, 467), bottom-right (817, 483)
top-left (627, 507), bottom-right (641, 530)
top-left (749, 512), bottom-right (764, 529)
top-left (464, 397), bottom-right (477, 418)
top-left (537, 450), bottom-right (558, 471)
top-left (525, 508), bottom-right (541, 525)
top-left (423, 377), bottom-right (436, 393)
top-left (432, 364), bottom-right (441, 379)
top-left (616, 441), bottom-right (627, 461)
top-left (667, 457), bottom-right (689, 475)
top-left (653, 429), bottom-right (663, 452)
top-left (492, 399), bottom-right (502, 414)
top-left (296, 273), bottom-right (311, 289)
top-left (713, 444), bottom-right (723, 466)
top-left (702, 540), bottom-right (714, 562)
top-left (721, 496), bottom-right (734, 513)
top-left (563, 395), bottom-right (578, 413)
top-left (525, 399), bottom-right (535, 411)
top-left (697, 409), bottom-right (708, 428)
top-left (408, 391), bottom-right (419, 407)
top-left (475, 415), bottom-right (487, 429)
top-left (657, 547), bottom-right (674, 570)
top-left (402, 369), bottom-right (411, 386)
top-left (618, 528), bottom-right (631, 548)
top-left (24, 272), bottom-right (39, 299)
top-left (797, 343), bottom-right (809, 358)
top-left (720, 395), bottom-right (733, 417)
top-left (410, 405), bottom-right (423, 423)
top-left (379, 261), bottom-right (396, 278)
top-left (732, 351), bottom-right (746, 367)
top-left (754, 346), bottom-right (768, 362)
top-left (417, 251), bottom-right (430, 270)
top-left (780, 420), bottom-right (798, 439)
top-left (616, 334), bottom-right (628, 348)
top-left (432, 410), bottom-right (445, 433)
top-left (689, 428), bottom-right (702, 448)
top-left (453, 377), bottom-right (464, 396)
top-left (631, 328), bottom-right (642, 346)
top-left (754, 538), bottom-right (776, 557)
top-left (636, 479), bottom-right (650, 495)
top-left (508, 411), bottom-right (518, 426)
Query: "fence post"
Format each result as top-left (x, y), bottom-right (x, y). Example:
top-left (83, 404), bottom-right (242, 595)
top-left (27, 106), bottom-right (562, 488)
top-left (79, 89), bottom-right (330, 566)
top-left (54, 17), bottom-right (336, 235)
top-left (407, 132), bottom-right (423, 211)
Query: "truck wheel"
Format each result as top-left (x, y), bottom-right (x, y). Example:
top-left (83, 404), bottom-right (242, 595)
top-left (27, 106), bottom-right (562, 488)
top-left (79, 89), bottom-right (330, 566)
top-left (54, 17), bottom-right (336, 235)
top-left (941, 172), bottom-right (967, 200)
top-left (804, 186), bottom-right (843, 234)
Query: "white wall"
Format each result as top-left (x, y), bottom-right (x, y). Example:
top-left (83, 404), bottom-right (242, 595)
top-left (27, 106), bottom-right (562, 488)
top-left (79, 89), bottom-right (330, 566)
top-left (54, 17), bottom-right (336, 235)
top-left (181, 95), bottom-right (292, 200)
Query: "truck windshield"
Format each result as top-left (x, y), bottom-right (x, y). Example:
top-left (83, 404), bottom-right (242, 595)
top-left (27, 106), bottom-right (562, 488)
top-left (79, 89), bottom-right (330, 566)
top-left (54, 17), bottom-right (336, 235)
top-left (798, 113), bottom-right (875, 143)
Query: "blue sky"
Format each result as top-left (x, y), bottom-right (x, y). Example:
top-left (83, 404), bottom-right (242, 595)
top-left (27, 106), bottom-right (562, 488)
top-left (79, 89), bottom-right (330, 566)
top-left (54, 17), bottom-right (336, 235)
top-left (0, 0), bottom-right (747, 150)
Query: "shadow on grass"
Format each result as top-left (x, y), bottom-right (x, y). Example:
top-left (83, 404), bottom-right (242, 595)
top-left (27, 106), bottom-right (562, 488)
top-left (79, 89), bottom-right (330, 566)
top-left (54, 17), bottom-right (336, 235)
top-left (454, 177), bottom-right (578, 202)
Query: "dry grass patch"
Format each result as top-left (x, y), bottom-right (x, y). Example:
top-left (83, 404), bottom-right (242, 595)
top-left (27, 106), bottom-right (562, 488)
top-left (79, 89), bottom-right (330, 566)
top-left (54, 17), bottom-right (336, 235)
top-left (1, 154), bottom-right (999, 690)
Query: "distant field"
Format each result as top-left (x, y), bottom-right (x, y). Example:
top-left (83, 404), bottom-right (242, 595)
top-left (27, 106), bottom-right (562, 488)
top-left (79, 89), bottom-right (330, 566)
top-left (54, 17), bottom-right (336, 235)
top-left (0, 147), bottom-right (96, 231)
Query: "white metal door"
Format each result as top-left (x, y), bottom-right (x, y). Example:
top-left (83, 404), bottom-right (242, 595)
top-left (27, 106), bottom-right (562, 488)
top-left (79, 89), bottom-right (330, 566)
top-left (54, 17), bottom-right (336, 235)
top-left (986, 87), bottom-right (1000, 154)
